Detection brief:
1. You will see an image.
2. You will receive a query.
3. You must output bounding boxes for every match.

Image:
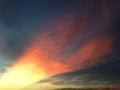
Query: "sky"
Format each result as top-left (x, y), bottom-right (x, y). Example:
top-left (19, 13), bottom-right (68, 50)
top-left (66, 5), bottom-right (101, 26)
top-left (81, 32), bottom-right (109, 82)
top-left (0, 0), bottom-right (120, 89)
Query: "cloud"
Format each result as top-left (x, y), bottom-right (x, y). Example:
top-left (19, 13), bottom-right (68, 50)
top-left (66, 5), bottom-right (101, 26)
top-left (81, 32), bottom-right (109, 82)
top-left (37, 56), bottom-right (120, 86)
top-left (13, 12), bottom-right (116, 76)
top-left (0, 0), bottom-right (119, 89)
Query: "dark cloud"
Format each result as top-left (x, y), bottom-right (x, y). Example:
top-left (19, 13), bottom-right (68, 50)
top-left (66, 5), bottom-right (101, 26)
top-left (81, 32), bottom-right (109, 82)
top-left (37, 54), bottom-right (120, 85)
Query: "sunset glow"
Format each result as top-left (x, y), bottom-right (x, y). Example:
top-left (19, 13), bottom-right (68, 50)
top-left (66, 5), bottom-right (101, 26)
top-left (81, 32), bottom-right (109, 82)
top-left (0, 62), bottom-right (46, 89)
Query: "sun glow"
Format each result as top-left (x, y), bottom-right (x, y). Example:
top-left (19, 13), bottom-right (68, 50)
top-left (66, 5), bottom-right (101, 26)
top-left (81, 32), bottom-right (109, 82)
top-left (0, 62), bottom-right (47, 90)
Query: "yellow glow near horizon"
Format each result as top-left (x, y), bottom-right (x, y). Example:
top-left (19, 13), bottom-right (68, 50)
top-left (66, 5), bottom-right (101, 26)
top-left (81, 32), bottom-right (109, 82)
top-left (0, 63), bottom-right (47, 90)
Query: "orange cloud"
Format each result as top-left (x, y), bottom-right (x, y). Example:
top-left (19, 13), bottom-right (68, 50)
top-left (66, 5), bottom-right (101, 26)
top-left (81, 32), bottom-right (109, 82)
top-left (66, 36), bottom-right (115, 71)
top-left (0, 1), bottom-right (117, 89)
